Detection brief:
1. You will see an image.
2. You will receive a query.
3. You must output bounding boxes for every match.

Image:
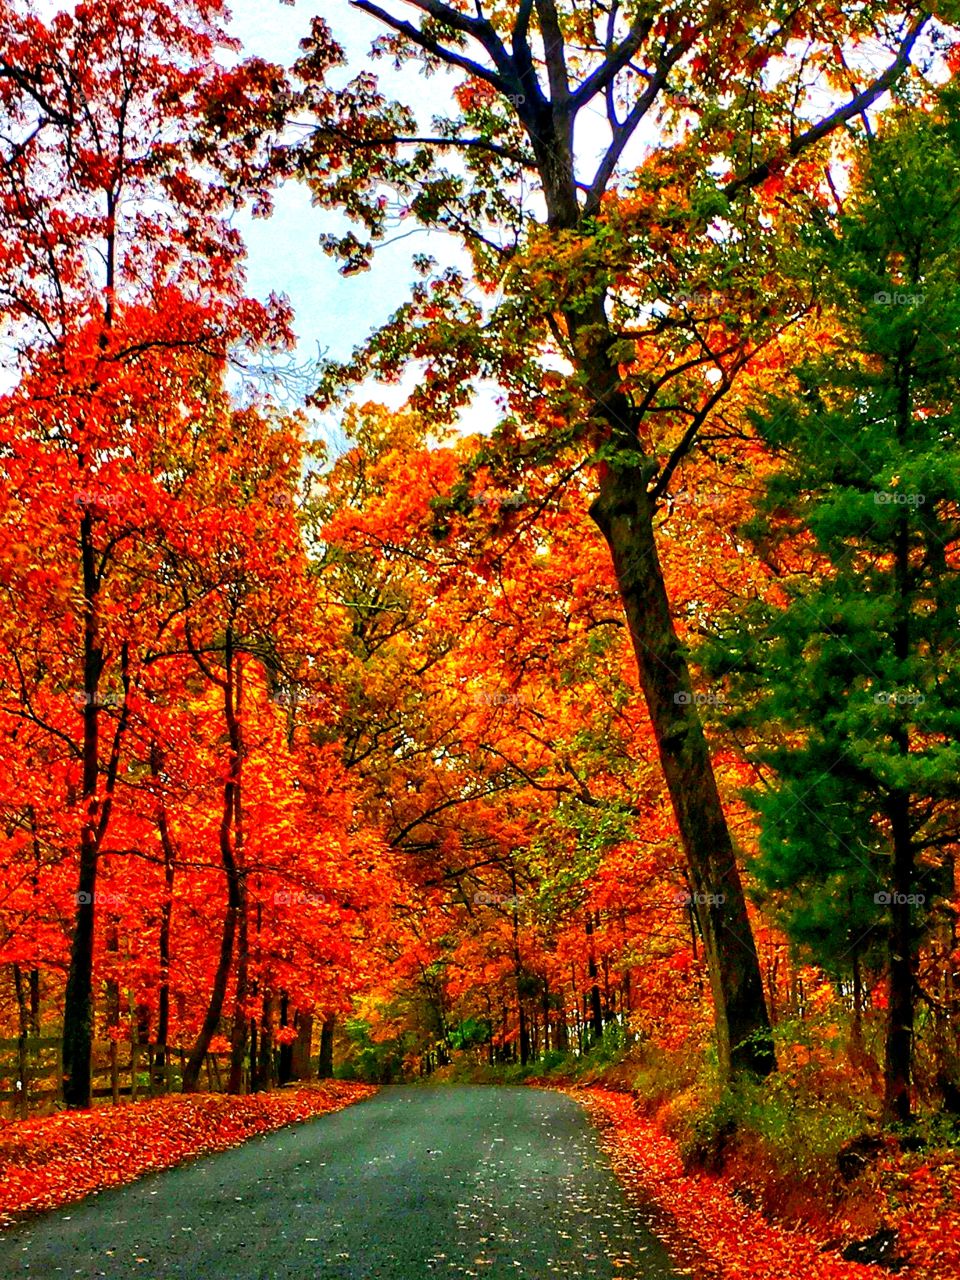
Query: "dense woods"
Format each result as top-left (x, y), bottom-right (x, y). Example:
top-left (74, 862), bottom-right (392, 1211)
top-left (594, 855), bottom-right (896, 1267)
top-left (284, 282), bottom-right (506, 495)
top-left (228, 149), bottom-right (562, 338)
top-left (2, 1), bottom-right (960, 1219)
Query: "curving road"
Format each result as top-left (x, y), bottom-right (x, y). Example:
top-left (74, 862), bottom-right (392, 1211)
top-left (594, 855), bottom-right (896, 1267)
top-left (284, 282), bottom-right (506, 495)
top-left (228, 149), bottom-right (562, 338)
top-left (0, 1085), bottom-right (678, 1280)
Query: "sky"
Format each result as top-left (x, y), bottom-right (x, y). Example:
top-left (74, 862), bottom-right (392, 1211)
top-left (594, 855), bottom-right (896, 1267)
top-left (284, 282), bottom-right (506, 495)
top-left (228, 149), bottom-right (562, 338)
top-left (225, 0), bottom-right (481, 445)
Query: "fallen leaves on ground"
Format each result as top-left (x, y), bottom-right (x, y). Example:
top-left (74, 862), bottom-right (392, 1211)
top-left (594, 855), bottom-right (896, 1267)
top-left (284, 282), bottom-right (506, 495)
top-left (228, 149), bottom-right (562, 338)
top-left (571, 1087), bottom-right (934, 1280)
top-left (0, 1083), bottom-right (375, 1229)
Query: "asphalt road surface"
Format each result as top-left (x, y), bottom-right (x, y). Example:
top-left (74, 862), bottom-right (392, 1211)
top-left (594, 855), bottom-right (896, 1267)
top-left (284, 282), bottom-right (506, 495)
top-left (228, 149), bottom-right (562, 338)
top-left (0, 1085), bottom-right (678, 1280)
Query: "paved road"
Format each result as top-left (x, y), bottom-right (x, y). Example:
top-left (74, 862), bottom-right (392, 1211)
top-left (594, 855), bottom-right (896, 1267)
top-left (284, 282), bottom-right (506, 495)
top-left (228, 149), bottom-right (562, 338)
top-left (0, 1086), bottom-right (678, 1280)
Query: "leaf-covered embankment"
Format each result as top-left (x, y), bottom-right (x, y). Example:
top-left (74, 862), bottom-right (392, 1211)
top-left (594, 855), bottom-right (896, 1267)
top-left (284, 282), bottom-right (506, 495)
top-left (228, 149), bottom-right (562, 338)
top-left (0, 1082), bottom-right (376, 1228)
top-left (570, 1086), bottom-right (960, 1280)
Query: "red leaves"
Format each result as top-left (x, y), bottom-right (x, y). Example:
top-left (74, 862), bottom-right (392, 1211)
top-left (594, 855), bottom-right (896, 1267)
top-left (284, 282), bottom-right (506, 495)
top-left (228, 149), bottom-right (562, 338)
top-left (0, 1084), bottom-right (375, 1229)
top-left (575, 1088), bottom-right (886, 1280)
top-left (570, 1087), bottom-right (960, 1280)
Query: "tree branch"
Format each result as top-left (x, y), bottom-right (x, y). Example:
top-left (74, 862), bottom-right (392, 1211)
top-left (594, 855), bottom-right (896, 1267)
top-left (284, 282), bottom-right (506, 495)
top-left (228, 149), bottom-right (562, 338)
top-left (584, 35), bottom-right (695, 214)
top-left (568, 13), bottom-right (653, 113)
top-left (723, 13), bottom-right (930, 201)
top-left (349, 0), bottom-right (514, 95)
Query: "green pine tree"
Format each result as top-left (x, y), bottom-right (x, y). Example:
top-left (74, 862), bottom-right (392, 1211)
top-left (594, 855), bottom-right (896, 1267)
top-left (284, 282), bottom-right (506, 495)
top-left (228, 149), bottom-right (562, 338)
top-left (703, 95), bottom-right (960, 1124)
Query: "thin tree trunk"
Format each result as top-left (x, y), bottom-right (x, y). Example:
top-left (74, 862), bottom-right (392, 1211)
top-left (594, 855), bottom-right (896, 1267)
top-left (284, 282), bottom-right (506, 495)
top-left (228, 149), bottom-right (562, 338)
top-left (27, 808), bottom-right (42, 1038)
top-left (256, 993), bottom-right (274, 1092)
top-left (105, 919), bottom-right (120, 1104)
top-left (883, 389), bottom-right (915, 1125)
top-left (13, 964), bottom-right (30, 1120)
top-left (183, 633), bottom-right (241, 1093)
top-left (228, 661), bottom-right (248, 1095)
top-left (278, 994), bottom-right (293, 1085)
top-left (62, 505), bottom-right (103, 1109)
top-left (62, 207), bottom-right (121, 1110)
top-left (585, 913), bottom-right (604, 1043)
top-left (850, 928), bottom-right (865, 1063)
top-left (151, 742), bottom-right (176, 1086)
top-left (884, 792), bottom-right (914, 1123)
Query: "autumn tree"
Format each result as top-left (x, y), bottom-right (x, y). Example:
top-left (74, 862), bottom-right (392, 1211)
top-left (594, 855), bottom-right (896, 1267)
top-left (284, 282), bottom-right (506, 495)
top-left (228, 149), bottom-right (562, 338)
top-left (286, 0), bottom-right (939, 1079)
top-left (0, 0), bottom-right (291, 1106)
top-left (312, 402), bottom-right (716, 1071)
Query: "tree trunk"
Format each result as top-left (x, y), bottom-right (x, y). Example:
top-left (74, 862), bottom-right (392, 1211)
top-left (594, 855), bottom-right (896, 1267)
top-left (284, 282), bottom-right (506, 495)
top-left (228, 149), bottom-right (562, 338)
top-left (278, 994), bottom-right (293, 1085)
top-left (527, 89), bottom-right (774, 1084)
top-left (105, 919), bottom-right (120, 1104)
top-left (62, 506), bottom-right (103, 1109)
top-left (883, 440), bottom-right (915, 1125)
top-left (518, 59), bottom-right (777, 1082)
top-left (591, 467), bottom-right (775, 1079)
top-left (884, 793), bottom-right (914, 1123)
top-left (228, 662), bottom-right (248, 1096)
top-left (182, 883), bottom-right (237, 1093)
top-left (318, 1015), bottom-right (335, 1079)
top-left (227, 880), bottom-right (249, 1094)
top-left (585, 914), bottom-right (604, 1044)
top-left (850, 939), bottom-right (864, 1060)
top-left (183, 636), bottom-right (242, 1093)
top-left (13, 964), bottom-right (30, 1120)
top-left (518, 998), bottom-right (530, 1065)
top-left (151, 742), bottom-right (176, 1085)
top-left (254, 993), bottom-right (274, 1092)
top-left (289, 1009), bottom-right (313, 1082)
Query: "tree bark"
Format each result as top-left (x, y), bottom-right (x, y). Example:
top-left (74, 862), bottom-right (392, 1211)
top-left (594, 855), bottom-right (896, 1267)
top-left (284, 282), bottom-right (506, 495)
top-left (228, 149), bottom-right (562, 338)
top-left (105, 919), bottom-right (121, 1104)
top-left (183, 636), bottom-right (242, 1093)
top-left (61, 508), bottom-right (103, 1108)
top-left (278, 994), bottom-right (293, 1085)
top-left (151, 741), bottom-right (176, 1086)
top-left (254, 993), bottom-right (275, 1092)
top-left (13, 964), bottom-right (30, 1120)
top-left (541, 125), bottom-right (773, 1080)
top-left (318, 1015), bottom-right (335, 1079)
top-left (228, 661), bottom-right (248, 1095)
top-left (591, 466), bottom-right (775, 1078)
top-left (585, 913), bottom-right (604, 1044)
top-left (290, 1009), bottom-right (313, 1082)
top-left (882, 371), bottom-right (916, 1124)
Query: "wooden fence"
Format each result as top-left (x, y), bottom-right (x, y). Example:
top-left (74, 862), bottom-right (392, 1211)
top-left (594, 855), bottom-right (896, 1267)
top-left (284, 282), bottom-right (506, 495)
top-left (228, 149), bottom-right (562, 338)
top-left (0, 1037), bottom-right (234, 1118)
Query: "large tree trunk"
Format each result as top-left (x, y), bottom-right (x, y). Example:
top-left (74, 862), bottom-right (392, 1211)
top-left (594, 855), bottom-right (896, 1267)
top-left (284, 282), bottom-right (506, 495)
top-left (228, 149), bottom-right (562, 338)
top-left (591, 464), bottom-right (775, 1079)
top-left (532, 134), bottom-right (774, 1079)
